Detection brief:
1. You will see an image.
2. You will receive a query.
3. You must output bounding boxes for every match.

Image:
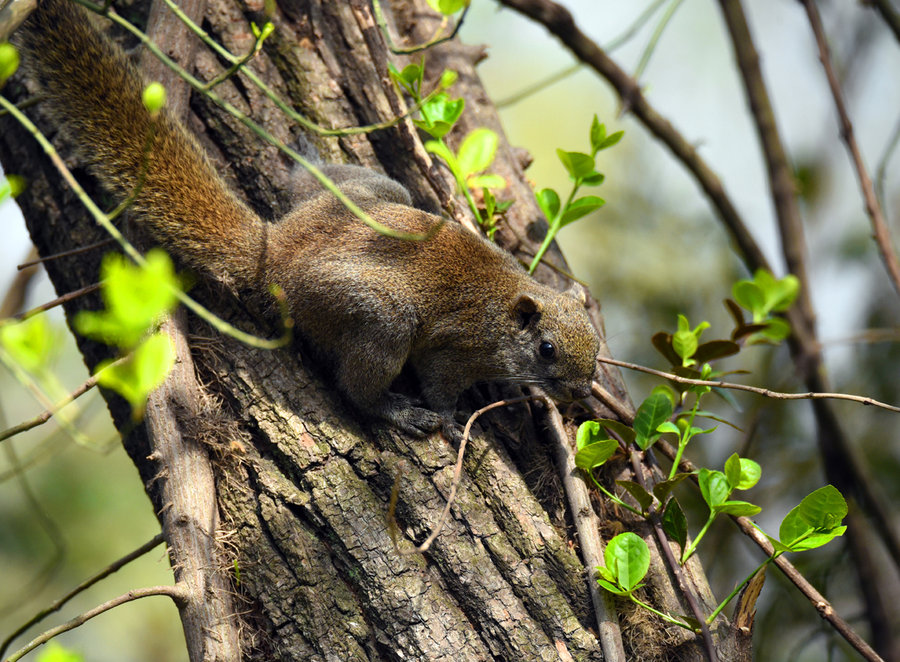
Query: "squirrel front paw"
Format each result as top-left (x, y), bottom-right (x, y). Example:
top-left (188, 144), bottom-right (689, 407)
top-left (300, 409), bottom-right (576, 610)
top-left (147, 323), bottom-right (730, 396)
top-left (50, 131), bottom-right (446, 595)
top-left (379, 394), bottom-right (444, 437)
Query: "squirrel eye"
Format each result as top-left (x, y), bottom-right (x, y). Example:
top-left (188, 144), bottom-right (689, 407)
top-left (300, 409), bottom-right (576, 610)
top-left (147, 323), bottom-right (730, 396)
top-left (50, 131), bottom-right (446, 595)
top-left (539, 341), bottom-right (556, 359)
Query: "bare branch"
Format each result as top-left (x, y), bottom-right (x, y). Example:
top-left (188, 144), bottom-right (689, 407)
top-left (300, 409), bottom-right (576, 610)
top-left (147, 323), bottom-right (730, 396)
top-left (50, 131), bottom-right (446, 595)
top-left (0, 358), bottom-right (118, 444)
top-left (543, 398), bottom-right (626, 662)
top-left (495, 0), bottom-right (772, 275)
top-left (596, 355), bottom-right (900, 414)
top-left (4, 585), bottom-right (188, 662)
top-left (801, 0), bottom-right (900, 300)
top-left (13, 283), bottom-right (100, 321)
top-left (0, 534), bottom-right (165, 658)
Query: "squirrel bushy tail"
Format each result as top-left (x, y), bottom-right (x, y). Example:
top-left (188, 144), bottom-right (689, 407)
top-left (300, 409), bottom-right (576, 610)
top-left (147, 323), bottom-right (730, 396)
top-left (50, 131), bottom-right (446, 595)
top-left (19, 0), bottom-right (264, 287)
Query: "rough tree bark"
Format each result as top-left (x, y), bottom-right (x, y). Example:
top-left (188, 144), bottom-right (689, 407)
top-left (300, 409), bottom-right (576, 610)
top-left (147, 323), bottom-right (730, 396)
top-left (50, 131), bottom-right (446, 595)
top-left (0, 0), bottom-right (749, 659)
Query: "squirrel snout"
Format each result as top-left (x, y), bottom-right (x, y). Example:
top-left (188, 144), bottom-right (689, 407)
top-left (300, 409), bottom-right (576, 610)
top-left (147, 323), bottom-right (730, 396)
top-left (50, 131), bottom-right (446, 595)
top-left (572, 383), bottom-right (592, 400)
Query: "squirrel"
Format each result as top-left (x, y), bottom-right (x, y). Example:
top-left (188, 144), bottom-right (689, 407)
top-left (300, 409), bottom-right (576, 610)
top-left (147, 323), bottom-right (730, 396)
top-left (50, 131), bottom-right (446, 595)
top-left (15, 0), bottom-right (601, 440)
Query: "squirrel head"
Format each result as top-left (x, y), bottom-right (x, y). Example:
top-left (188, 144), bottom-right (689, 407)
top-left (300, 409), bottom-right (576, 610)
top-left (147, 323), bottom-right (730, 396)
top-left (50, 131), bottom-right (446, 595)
top-left (505, 285), bottom-right (600, 401)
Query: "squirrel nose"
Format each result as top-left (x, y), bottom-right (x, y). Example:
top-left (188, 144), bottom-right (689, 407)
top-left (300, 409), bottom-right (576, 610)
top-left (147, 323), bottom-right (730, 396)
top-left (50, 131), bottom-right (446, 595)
top-left (572, 384), bottom-right (592, 400)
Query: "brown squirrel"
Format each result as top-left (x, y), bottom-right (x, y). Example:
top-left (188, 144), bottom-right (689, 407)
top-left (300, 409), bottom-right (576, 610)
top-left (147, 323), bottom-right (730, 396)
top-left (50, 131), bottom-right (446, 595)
top-left (16, 0), bottom-right (601, 439)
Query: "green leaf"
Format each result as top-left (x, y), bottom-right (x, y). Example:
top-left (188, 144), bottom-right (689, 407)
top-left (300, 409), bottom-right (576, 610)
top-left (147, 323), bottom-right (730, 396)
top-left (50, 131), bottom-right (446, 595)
top-left (0, 315), bottom-right (59, 374)
top-left (576, 419), bottom-right (607, 451)
top-left (698, 468), bottom-right (731, 508)
top-left (556, 149), bottom-right (596, 180)
top-left (581, 171), bottom-right (606, 186)
top-left (75, 250), bottom-right (179, 349)
top-left (662, 498), bottom-right (687, 550)
top-left (736, 458), bottom-right (761, 490)
top-left (732, 281), bottom-right (765, 317)
top-left (605, 532), bottom-right (650, 591)
top-left (633, 392), bottom-right (674, 450)
top-left (599, 130), bottom-right (624, 150)
top-left (574, 438), bottom-right (619, 471)
top-left (653, 473), bottom-right (690, 503)
top-left (758, 317), bottom-right (791, 343)
top-left (779, 485), bottom-right (847, 551)
top-left (589, 115), bottom-right (605, 154)
top-left (390, 62), bottom-right (423, 93)
top-left (768, 274), bottom-right (800, 312)
top-left (142, 82), bottom-right (166, 113)
top-left (417, 94), bottom-right (464, 138)
top-left (439, 68), bottom-right (458, 89)
top-left (536, 188), bottom-right (560, 221)
top-left (616, 480), bottom-right (654, 513)
top-left (0, 41), bottom-right (19, 85)
top-left (672, 329), bottom-right (698, 365)
top-left (651, 384), bottom-right (679, 409)
top-left (427, 0), bottom-right (469, 14)
top-left (724, 453), bottom-right (742, 490)
top-left (94, 332), bottom-right (175, 416)
top-left (713, 500), bottom-right (762, 517)
top-left (596, 577), bottom-right (627, 595)
top-left (425, 140), bottom-right (458, 171)
top-left (597, 418), bottom-right (636, 445)
top-left (467, 173), bottom-right (506, 190)
top-left (457, 128), bottom-right (499, 178)
top-left (560, 195), bottom-right (605, 227)
top-left (36, 641), bottom-right (85, 662)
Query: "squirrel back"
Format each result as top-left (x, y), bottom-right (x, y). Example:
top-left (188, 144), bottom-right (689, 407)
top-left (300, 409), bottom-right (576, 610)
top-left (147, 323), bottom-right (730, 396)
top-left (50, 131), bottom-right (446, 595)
top-left (17, 0), bottom-right (601, 439)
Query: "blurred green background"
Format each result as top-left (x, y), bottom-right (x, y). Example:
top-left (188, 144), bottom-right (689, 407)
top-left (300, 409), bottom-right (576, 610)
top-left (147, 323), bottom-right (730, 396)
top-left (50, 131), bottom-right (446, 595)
top-left (1, 1), bottom-right (898, 660)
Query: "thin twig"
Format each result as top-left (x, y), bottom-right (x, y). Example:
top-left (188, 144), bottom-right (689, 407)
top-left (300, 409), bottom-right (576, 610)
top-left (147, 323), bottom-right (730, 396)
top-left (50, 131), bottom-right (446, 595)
top-left (496, 0), bottom-right (673, 109)
top-left (0, 357), bottom-right (122, 443)
top-left (4, 585), bottom-right (187, 662)
top-left (12, 283), bottom-right (100, 321)
top-left (596, 355), bottom-right (900, 413)
top-left (1, 247), bottom-right (39, 318)
top-left (399, 396), bottom-right (536, 555)
top-left (801, 0), bottom-right (900, 300)
top-left (18, 238), bottom-right (115, 270)
top-left (718, 0), bottom-right (816, 337)
top-left (543, 398), bottom-right (627, 662)
top-left (372, 0), bottom-right (469, 54)
top-left (0, 534), bottom-right (165, 657)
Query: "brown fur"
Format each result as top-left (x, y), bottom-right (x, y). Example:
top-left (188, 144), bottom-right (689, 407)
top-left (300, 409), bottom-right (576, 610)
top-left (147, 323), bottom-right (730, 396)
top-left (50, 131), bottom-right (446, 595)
top-left (19, 0), bottom-right (601, 439)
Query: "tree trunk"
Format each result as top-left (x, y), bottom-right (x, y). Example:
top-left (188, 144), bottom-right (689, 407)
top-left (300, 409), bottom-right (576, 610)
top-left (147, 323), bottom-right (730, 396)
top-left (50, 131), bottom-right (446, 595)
top-left (0, 0), bottom-right (745, 659)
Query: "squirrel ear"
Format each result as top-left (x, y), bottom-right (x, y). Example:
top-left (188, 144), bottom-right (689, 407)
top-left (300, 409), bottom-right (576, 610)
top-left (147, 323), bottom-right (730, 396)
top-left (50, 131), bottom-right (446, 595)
top-left (512, 293), bottom-right (543, 329)
top-left (564, 282), bottom-right (587, 306)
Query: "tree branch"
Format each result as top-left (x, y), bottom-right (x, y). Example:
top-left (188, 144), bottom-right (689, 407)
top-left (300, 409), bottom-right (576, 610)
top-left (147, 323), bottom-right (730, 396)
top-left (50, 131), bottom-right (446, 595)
top-left (0, 534), bottom-right (165, 658)
top-left (544, 399), bottom-right (626, 662)
top-left (495, 0), bottom-right (771, 275)
top-left (801, 0), bottom-right (900, 300)
top-left (4, 585), bottom-right (188, 662)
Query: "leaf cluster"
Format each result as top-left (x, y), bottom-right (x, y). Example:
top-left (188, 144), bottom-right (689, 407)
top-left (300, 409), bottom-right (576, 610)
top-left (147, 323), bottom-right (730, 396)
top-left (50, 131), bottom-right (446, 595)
top-left (390, 61), bottom-right (508, 236)
top-left (74, 250), bottom-right (179, 416)
top-left (529, 115), bottom-right (621, 272)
